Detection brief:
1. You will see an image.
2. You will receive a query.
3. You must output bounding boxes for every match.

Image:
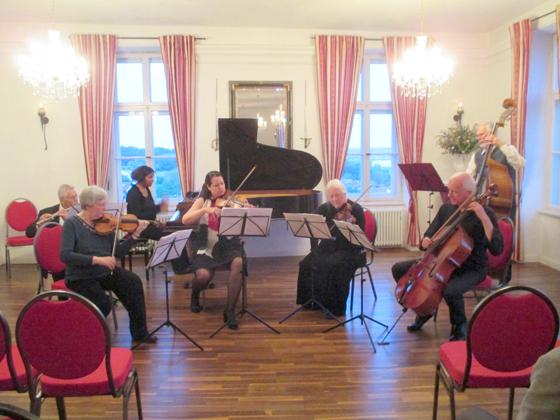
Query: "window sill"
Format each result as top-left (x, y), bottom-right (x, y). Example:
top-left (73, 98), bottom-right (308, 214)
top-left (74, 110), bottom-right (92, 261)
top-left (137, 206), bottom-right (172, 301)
top-left (540, 208), bottom-right (560, 219)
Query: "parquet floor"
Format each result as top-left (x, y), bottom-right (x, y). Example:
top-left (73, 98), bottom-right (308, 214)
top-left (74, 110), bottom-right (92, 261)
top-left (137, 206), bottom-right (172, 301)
top-left (0, 249), bottom-right (558, 419)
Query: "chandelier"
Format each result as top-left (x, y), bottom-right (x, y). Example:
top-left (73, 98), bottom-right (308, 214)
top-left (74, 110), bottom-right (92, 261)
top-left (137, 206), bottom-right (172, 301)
top-left (17, 30), bottom-right (90, 100)
top-left (392, 35), bottom-right (454, 98)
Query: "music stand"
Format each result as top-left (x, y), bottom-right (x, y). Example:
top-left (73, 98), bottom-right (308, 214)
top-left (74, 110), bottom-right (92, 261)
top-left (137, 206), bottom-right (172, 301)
top-left (399, 163), bottom-right (447, 225)
top-left (209, 207), bottom-right (280, 338)
top-left (279, 213), bottom-right (340, 324)
top-left (132, 229), bottom-right (204, 351)
top-left (322, 220), bottom-right (388, 352)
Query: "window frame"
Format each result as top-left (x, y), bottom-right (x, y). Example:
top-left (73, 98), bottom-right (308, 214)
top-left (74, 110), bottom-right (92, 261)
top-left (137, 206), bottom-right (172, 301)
top-left (345, 50), bottom-right (402, 205)
top-left (110, 52), bottom-right (180, 205)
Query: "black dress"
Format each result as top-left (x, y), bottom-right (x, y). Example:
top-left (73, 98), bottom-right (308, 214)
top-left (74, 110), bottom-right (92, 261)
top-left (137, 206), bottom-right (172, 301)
top-left (126, 185), bottom-right (164, 240)
top-left (296, 201), bottom-right (365, 316)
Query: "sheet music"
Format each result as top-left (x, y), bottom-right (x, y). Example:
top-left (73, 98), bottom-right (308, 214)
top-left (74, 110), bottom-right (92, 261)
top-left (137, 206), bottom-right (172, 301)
top-left (147, 229), bottom-right (192, 269)
top-left (219, 207), bottom-right (272, 237)
top-left (333, 220), bottom-right (374, 251)
top-left (283, 213), bottom-right (331, 240)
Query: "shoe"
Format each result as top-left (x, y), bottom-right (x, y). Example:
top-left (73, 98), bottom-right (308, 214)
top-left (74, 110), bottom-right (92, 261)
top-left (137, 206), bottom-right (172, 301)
top-left (132, 334), bottom-right (158, 345)
top-left (223, 309), bottom-right (239, 330)
top-left (183, 281), bottom-right (191, 289)
top-left (449, 322), bottom-right (467, 341)
top-left (407, 314), bottom-right (432, 332)
top-left (191, 289), bottom-right (202, 313)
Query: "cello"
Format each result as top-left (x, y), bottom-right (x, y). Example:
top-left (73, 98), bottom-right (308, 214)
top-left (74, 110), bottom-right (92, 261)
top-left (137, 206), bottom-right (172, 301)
top-left (475, 98), bottom-right (516, 218)
top-left (394, 186), bottom-right (497, 317)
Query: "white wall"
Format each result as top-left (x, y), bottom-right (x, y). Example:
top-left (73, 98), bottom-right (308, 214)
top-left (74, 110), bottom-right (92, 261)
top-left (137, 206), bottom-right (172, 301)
top-left (0, 7), bottom-right (558, 267)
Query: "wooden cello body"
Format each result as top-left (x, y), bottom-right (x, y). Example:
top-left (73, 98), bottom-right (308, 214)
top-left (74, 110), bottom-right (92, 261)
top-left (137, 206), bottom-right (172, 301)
top-left (485, 157), bottom-right (513, 218)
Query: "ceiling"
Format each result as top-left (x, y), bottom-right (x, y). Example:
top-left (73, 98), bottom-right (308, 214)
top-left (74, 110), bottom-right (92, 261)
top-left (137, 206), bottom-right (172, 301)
top-left (0, 0), bottom-right (551, 33)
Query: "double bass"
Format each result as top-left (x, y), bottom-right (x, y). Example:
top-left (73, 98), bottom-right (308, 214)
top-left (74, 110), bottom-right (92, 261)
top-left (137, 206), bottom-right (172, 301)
top-left (475, 98), bottom-right (516, 218)
top-left (394, 187), bottom-right (497, 317)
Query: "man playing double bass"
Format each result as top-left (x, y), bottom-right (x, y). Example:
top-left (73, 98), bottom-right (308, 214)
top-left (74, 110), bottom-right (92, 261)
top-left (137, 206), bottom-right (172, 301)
top-left (391, 172), bottom-right (503, 341)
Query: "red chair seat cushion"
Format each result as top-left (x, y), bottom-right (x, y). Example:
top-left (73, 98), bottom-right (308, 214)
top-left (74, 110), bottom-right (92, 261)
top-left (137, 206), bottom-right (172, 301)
top-left (40, 348), bottom-right (133, 396)
top-left (6, 236), bottom-right (34, 247)
top-left (51, 280), bottom-right (69, 291)
top-left (0, 345), bottom-right (29, 391)
top-left (440, 342), bottom-right (532, 388)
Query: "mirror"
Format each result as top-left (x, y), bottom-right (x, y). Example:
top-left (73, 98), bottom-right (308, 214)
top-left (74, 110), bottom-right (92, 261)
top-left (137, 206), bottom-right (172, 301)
top-left (230, 81), bottom-right (292, 148)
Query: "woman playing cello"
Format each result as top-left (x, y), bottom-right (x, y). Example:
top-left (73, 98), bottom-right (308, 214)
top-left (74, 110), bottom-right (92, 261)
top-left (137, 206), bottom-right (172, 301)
top-left (391, 172), bottom-right (503, 341)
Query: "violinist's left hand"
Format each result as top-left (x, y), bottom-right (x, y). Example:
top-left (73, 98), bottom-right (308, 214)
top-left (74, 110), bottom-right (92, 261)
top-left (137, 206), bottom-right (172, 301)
top-left (132, 220), bottom-right (149, 239)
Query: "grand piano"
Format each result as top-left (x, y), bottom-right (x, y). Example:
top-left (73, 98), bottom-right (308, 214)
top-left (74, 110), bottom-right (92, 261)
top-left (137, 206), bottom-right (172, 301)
top-left (219, 118), bottom-right (322, 218)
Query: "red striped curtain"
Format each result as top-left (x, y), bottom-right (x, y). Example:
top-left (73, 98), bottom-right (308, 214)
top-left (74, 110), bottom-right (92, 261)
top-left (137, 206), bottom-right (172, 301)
top-left (159, 35), bottom-right (197, 195)
top-left (69, 34), bottom-right (117, 188)
top-left (384, 37), bottom-right (429, 246)
top-left (315, 35), bottom-right (364, 182)
top-left (509, 20), bottom-right (532, 261)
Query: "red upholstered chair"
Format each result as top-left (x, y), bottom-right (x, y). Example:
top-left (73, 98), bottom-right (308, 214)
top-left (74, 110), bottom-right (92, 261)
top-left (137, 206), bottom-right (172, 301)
top-left (473, 217), bottom-right (515, 300)
top-left (433, 286), bottom-right (559, 420)
top-left (0, 311), bottom-right (33, 395)
top-left (0, 403), bottom-right (40, 420)
top-left (33, 223), bottom-right (119, 331)
top-left (16, 290), bottom-right (143, 419)
top-left (5, 198), bottom-right (37, 279)
top-left (349, 209), bottom-right (378, 312)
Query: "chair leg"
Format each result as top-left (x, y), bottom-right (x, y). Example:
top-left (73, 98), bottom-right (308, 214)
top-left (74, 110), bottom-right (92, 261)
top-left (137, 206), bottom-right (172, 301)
top-left (109, 290), bottom-right (119, 331)
top-left (350, 275), bottom-right (355, 312)
top-left (144, 251), bottom-right (150, 281)
top-left (134, 370), bottom-right (143, 420)
top-left (5, 245), bottom-right (11, 279)
top-left (128, 254), bottom-right (133, 272)
top-left (365, 265), bottom-right (377, 300)
top-left (55, 396), bottom-right (67, 420)
top-left (508, 388), bottom-right (515, 420)
top-left (448, 385), bottom-right (456, 420)
top-left (432, 364), bottom-right (441, 420)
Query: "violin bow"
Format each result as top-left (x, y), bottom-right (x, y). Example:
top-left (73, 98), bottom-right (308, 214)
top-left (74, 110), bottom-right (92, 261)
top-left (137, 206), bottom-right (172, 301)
top-left (111, 201), bottom-right (126, 260)
top-left (353, 185), bottom-right (372, 205)
top-left (224, 165), bottom-right (257, 206)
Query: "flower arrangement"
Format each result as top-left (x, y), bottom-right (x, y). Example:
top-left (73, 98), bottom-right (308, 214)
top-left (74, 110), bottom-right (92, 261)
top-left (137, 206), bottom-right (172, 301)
top-left (436, 107), bottom-right (479, 155)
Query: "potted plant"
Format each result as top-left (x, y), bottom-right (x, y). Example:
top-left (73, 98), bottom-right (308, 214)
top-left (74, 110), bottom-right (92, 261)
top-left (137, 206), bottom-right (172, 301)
top-left (437, 107), bottom-right (478, 170)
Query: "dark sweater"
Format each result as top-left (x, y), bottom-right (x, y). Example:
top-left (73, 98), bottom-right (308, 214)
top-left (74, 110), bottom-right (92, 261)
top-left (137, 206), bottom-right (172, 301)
top-left (315, 201), bottom-right (365, 253)
top-left (60, 216), bottom-right (136, 282)
top-left (25, 204), bottom-right (60, 238)
top-left (126, 185), bottom-right (160, 220)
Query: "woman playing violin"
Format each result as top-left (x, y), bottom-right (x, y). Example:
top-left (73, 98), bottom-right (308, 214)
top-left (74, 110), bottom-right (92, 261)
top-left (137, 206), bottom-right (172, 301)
top-left (296, 179), bottom-right (365, 317)
top-left (60, 186), bottom-right (157, 344)
top-left (181, 171), bottom-right (247, 329)
top-left (391, 172), bottom-right (503, 341)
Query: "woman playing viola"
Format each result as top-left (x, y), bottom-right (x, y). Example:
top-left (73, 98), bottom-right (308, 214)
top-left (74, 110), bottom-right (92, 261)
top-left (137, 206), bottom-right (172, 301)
top-left (181, 171), bottom-right (246, 329)
top-left (126, 165), bottom-right (169, 240)
top-left (60, 186), bottom-right (157, 344)
top-left (296, 179), bottom-right (365, 317)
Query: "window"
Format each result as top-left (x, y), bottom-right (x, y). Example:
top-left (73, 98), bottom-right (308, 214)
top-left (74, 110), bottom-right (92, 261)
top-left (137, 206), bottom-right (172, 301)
top-left (112, 54), bottom-right (182, 204)
top-left (551, 41), bottom-right (560, 206)
top-left (341, 53), bottom-right (400, 201)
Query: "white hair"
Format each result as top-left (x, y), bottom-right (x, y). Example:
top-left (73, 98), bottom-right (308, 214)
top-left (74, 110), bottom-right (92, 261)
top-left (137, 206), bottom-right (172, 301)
top-left (57, 184), bottom-right (75, 201)
top-left (79, 186), bottom-right (107, 209)
top-left (325, 179), bottom-right (346, 194)
top-left (450, 172), bottom-right (476, 193)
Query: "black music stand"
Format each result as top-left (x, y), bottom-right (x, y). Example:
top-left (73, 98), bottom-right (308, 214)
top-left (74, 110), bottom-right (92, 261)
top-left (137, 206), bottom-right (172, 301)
top-left (209, 207), bottom-right (280, 338)
top-left (399, 163), bottom-right (447, 225)
top-left (132, 229), bottom-right (204, 351)
top-left (279, 213), bottom-right (340, 324)
top-left (322, 220), bottom-right (388, 352)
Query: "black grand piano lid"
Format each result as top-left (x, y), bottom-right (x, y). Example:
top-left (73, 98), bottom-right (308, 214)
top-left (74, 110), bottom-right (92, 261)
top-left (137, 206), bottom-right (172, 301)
top-left (218, 118), bottom-right (323, 190)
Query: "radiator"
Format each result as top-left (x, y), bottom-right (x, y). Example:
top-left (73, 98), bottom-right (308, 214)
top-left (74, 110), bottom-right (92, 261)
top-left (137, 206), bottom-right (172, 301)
top-left (369, 208), bottom-right (406, 247)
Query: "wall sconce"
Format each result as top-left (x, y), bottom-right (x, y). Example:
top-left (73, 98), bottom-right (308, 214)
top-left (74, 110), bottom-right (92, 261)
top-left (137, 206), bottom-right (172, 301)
top-left (38, 105), bottom-right (49, 150)
top-left (300, 136), bottom-right (312, 149)
top-left (453, 102), bottom-right (464, 127)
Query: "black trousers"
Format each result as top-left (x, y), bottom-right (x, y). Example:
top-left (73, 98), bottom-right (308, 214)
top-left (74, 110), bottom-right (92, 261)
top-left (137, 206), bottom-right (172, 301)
top-left (391, 259), bottom-right (485, 325)
top-left (67, 267), bottom-right (149, 340)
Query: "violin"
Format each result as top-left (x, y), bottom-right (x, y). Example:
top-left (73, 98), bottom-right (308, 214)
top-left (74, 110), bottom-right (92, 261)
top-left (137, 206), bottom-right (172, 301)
top-left (334, 201), bottom-right (356, 224)
top-left (215, 194), bottom-right (251, 209)
top-left (93, 213), bottom-right (161, 236)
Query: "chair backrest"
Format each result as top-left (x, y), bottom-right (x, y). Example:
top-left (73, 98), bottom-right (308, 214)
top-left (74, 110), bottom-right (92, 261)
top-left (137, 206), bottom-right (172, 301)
top-left (463, 286), bottom-right (559, 388)
top-left (487, 217), bottom-right (514, 272)
top-left (16, 291), bottom-right (118, 394)
top-left (0, 311), bottom-right (24, 392)
top-left (363, 209), bottom-right (378, 246)
top-left (5, 198), bottom-right (37, 232)
top-left (33, 223), bottom-right (66, 275)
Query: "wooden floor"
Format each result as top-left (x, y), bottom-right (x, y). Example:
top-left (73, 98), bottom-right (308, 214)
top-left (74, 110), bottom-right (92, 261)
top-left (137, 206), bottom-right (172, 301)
top-left (1, 249), bottom-right (558, 419)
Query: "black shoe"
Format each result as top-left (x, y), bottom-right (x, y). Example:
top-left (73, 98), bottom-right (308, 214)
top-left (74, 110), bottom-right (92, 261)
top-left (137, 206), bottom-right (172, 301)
top-left (407, 314), bottom-right (432, 332)
top-left (132, 334), bottom-right (158, 345)
top-left (449, 322), bottom-right (467, 341)
top-left (223, 309), bottom-right (239, 330)
top-left (191, 289), bottom-right (202, 313)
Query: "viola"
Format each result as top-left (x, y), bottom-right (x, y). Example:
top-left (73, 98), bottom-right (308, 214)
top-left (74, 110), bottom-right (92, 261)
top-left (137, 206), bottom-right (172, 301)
top-left (93, 213), bottom-right (161, 236)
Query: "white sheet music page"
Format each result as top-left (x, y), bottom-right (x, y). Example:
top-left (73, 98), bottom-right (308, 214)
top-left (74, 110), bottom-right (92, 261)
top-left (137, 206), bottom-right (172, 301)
top-left (219, 207), bottom-right (272, 237)
top-left (283, 213), bottom-right (331, 240)
top-left (333, 220), bottom-right (374, 251)
top-left (147, 229), bottom-right (192, 269)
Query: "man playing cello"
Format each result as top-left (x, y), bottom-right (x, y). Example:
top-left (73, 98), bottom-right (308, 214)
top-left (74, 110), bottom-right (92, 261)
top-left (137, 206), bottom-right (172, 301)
top-left (391, 172), bottom-right (503, 341)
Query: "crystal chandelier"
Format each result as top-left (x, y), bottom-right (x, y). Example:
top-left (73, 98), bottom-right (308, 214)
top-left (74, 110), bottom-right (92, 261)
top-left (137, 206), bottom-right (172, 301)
top-left (17, 30), bottom-right (90, 100)
top-left (392, 35), bottom-right (454, 98)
